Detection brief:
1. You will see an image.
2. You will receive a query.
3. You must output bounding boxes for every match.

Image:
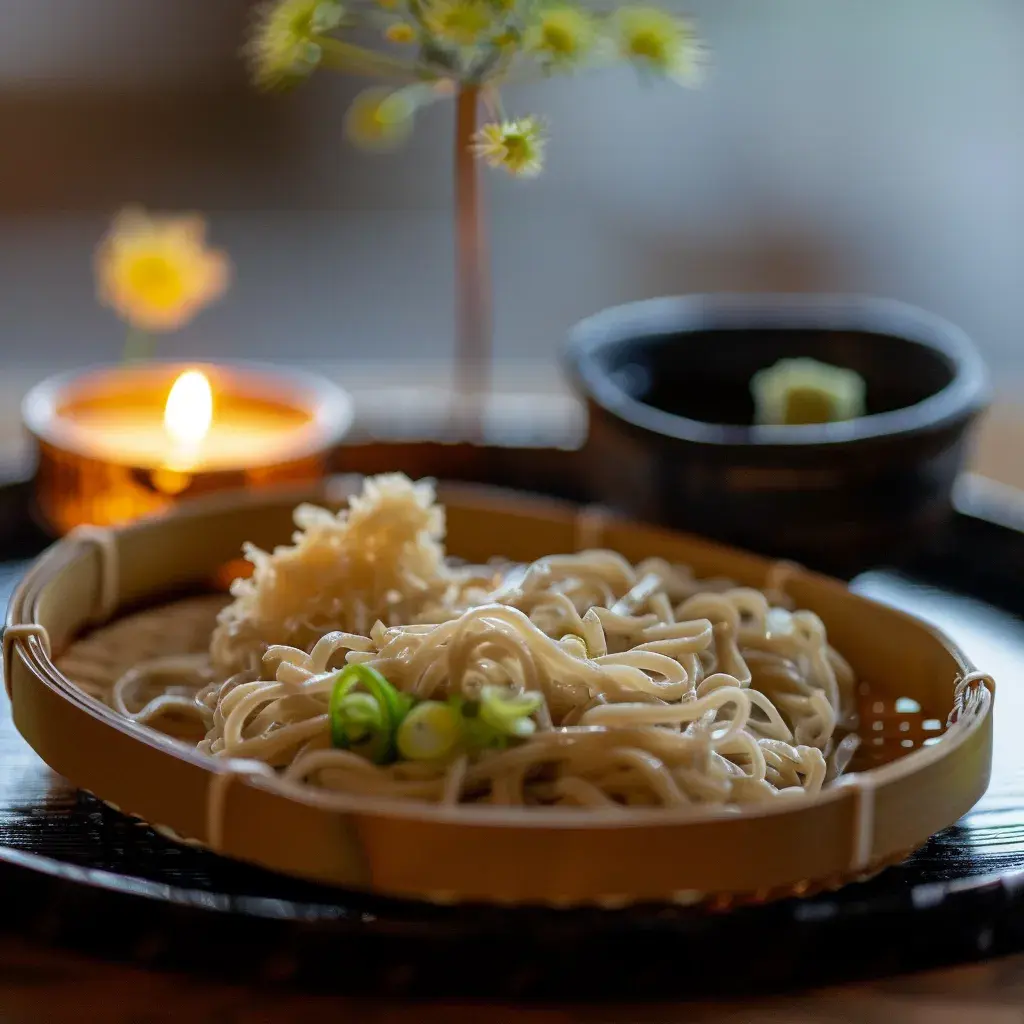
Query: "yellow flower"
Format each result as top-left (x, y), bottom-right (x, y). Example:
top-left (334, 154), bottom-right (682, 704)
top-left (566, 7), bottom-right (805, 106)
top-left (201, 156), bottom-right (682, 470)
top-left (525, 5), bottom-right (596, 66)
top-left (612, 6), bottom-right (704, 85)
top-left (345, 87), bottom-right (416, 151)
top-left (472, 118), bottom-right (545, 177)
top-left (95, 208), bottom-right (231, 332)
top-left (245, 0), bottom-right (345, 89)
top-left (492, 28), bottom-right (519, 49)
top-left (422, 0), bottom-right (496, 47)
top-left (385, 22), bottom-right (417, 44)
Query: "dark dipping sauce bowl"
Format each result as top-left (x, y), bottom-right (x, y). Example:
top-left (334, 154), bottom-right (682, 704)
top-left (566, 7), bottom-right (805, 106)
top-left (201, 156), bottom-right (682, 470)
top-left (565, 294), bottom-right (991, 578)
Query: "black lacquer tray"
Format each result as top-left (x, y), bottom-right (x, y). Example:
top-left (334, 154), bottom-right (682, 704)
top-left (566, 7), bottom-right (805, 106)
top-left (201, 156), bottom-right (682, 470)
top-left (1, 462), bottom-right (1024, 999)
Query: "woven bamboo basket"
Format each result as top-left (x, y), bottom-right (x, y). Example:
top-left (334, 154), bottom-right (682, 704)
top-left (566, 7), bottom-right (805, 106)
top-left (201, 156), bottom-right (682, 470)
top-left (3, 478), bottom-right (994, 908)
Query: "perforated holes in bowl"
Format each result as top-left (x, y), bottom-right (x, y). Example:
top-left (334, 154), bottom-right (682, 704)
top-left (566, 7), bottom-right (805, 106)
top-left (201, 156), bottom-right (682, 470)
top-left (852, 689), bottom-right (948, 771)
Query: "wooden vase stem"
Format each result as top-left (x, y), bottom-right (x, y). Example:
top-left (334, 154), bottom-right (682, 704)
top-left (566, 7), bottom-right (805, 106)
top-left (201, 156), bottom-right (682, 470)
top-left (453, 84), bottom-right (491, 441)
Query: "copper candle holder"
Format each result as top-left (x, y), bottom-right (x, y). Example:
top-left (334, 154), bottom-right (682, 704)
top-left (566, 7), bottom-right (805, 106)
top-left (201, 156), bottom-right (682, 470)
top-left (22, 361), bottom-right (353, 535)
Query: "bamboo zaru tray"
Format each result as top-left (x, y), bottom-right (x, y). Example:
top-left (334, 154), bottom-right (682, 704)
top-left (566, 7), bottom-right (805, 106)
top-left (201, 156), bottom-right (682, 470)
top-left (2, 477), bottom-right (994, 910)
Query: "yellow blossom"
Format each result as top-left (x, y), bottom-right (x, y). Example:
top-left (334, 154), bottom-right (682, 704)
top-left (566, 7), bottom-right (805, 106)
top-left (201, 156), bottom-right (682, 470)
top-left (525, 5), bottom-right (596, 67)
top-left (95, 208), bottom-right (231, 332)
top-left (385, 22), bottom-right (417, 44)
top-left (472, 117), bottom-right (545, 177)
top-left (422, 0), bottom-right (496, 47)
top-left (492, 28), bottom-right (519, 49)
top-left (345, 87), bottom-right (416, 150)
top-left (245, 0), bottom-right (345, 89)
top-left (612, 6), bottom-right (704, 85)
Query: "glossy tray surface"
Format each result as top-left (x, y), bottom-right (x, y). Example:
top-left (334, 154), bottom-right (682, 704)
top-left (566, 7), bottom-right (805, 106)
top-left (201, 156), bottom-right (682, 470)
top-left (1, 506), bottom-right (1022, 997)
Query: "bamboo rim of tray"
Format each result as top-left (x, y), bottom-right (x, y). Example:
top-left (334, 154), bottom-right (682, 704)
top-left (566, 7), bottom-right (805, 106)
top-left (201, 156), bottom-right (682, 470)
top-left (3, 477), bottom-right (995, 907)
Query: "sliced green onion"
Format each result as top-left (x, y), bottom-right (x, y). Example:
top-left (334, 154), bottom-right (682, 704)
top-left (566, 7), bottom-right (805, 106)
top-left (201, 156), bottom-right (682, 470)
top-left (335, 691), bottom-right (384, 742)
top-left (478, 686), bottom-right (543, 742)
top-left (459, 712), bottom-right (503, 752)
top-left (328, 664), bottom-right (412, 764)
top-left (327, 668), bottom-right (543, 765)
top-left (396, 701), bottom-right (462, 761)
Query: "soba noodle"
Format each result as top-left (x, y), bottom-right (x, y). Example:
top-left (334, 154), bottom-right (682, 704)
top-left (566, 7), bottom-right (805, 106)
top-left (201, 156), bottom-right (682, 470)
top-left (99, 473), bottom-right (859, 810)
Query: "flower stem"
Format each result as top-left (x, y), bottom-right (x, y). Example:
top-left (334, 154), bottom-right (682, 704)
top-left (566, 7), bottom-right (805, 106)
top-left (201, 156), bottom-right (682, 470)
top-left (453, 84), bottom-right (491, 441)
top-left (122, 326), bottom-right (153, 363)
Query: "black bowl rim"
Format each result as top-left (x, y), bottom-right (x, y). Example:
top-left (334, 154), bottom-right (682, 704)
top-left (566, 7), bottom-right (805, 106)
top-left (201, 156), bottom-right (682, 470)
top-left (564, 293), bottom-right (991, 448)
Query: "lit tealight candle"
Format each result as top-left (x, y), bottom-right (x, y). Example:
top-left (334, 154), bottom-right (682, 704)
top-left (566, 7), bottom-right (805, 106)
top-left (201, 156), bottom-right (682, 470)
top-left (165, 370), bottom-right (214, 459)
top-left (148, 369), bottom-right (217, 495)
top-left (23, 361), bottom-right (353, 534)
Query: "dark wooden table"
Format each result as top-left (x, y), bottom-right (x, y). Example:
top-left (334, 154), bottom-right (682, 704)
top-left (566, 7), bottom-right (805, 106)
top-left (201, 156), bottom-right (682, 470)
top-left (4, 937), bottom-right (1024, 1023)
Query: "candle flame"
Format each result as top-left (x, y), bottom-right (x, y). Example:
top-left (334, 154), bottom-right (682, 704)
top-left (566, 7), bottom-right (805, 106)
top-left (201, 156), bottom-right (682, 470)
top-left (164, 370), bottom-right (213, 448)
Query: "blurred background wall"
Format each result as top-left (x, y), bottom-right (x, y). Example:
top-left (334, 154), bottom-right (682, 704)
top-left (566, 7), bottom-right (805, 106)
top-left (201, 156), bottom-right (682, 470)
top-left (0, 0), bottom-right (1020, 390)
